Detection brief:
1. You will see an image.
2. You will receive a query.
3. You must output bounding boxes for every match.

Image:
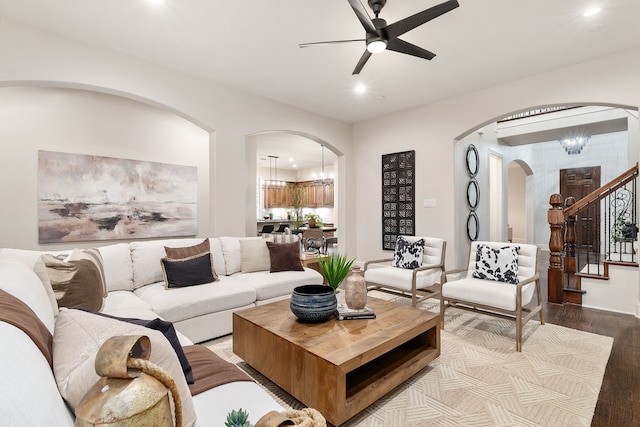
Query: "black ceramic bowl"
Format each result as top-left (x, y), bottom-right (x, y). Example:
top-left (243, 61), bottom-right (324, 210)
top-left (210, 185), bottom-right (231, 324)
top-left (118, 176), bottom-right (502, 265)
top-left (290, 284), bottom-right (337, 323)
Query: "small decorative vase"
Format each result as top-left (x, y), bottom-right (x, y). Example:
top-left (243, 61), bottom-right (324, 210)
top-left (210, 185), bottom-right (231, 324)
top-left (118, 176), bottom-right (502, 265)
top-left (308, 217), bottom-right (316, 228)
top-left (344, 266), bottom-right (367, 310)
top-left (290, 284), bottom-right (337, 323)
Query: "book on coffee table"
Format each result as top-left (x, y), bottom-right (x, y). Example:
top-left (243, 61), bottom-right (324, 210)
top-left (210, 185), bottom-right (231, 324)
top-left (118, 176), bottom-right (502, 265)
top-left (334, 304), bottom-right (376, 320)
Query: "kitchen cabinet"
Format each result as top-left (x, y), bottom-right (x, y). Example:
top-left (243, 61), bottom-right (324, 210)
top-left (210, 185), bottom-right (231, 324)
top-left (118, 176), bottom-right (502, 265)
top-left (264, 182), bottom-right (294, 208)
top-left (263, 180), bottom-right (333, 208)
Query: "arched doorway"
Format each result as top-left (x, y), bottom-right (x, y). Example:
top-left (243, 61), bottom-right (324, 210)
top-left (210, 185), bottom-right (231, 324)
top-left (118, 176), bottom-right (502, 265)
top-left (454, 104), bottom-right (638, 268)
top-left (248, 131), bottom-right (341, 247)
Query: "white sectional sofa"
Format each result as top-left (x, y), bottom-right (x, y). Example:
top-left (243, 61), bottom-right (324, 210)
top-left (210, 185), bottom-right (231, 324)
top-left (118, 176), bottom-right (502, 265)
top-left (1, 236), bottom-right (323, 343)
top-left (0, 236), bottom-right (323, 426)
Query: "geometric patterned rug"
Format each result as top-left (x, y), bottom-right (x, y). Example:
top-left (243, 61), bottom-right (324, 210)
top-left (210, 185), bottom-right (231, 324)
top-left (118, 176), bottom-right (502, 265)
top-left (207, 296), bottom-right (613, 427)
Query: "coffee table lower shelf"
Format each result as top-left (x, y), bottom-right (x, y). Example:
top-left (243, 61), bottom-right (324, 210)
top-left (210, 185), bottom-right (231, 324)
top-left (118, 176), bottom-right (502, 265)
top-left (233, 297), bottom-right (440, 426)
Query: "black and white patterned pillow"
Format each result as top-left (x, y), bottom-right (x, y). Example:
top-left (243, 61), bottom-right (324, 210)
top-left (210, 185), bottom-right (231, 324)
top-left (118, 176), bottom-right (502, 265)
top-left (392, 237), bottom-right (425, 269)
top-left (472, 244), bottom-right (519, 284)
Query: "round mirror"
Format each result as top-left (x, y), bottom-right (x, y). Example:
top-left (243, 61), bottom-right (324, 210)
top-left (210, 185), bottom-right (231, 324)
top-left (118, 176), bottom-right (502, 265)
top-left (466, 179), bottom-right (480, 210)
top-left (466, 144), bottom-right (479, 177)
top-left (467, 212), bottom-right (479, 241)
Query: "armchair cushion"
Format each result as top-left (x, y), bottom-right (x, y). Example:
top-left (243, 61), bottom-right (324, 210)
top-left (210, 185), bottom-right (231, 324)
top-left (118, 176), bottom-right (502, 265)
top-left (391, 236), bottom-right (425, 269)
top-left (364, 264), bottom-right (441, 291)
top-left (442, 277), bottom-right (536, 311)
top-left (472, 244), bottom-right (519, 284)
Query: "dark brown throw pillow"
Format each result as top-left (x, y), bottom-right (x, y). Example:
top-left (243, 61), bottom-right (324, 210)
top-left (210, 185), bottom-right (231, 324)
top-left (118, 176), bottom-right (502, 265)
top-left (265, 241), bottom-right (304, 273)
top-left (165, 239), bottom-right (218, 281)
top-left (161, 252), bottom-right (216, 289)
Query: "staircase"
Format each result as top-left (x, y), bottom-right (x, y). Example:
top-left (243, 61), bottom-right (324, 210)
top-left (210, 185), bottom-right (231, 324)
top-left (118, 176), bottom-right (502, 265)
top-left (547, 163), bottom-right (639, 315)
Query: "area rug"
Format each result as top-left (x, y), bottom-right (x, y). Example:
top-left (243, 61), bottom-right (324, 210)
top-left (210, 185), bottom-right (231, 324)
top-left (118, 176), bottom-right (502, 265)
top-left (206, 298), bottom-right (613, 427)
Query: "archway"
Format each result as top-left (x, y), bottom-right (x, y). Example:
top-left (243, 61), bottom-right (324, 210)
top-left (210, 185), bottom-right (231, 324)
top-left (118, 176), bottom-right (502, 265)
top-left (246, 131), bottom-right (342, 246)
top-left (454, 104), bottom-right (639, 268)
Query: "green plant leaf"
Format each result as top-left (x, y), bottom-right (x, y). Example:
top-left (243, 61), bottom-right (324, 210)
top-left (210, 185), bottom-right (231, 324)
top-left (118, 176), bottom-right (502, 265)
top-left (317, 253), bottom-right (355, 290)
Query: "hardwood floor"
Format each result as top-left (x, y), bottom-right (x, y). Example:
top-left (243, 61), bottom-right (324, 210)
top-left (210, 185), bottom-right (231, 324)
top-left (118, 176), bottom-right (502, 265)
top-left (537, 251), bottom-right (640, 426)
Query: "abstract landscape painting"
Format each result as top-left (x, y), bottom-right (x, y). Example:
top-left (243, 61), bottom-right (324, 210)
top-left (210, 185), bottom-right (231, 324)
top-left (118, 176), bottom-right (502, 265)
top-left (38, 150), bottom-right (197, 243)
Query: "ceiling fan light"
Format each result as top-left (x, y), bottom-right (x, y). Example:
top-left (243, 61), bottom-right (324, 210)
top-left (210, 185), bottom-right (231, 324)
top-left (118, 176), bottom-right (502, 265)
top-left (367, 39), bottom-right (387, 54)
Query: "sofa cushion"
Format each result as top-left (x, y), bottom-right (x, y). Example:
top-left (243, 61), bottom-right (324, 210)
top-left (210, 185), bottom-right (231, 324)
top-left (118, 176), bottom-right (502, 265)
top-left (392, 236), bottom-right (425, 269)
top-left (220, 236), bottom-right (266, 275)
top-left (472, 244), bottom-right (520, 284)
top-left (0, 322), bottom-right (75, 427)
top-left (161, 253), bottom-right (216, 288)
top-left (208, 238), bottom-right (227, 276)
top-left (0, 258), bottom-right (56, 333)
top-left (192, 382), bottom-right (284, 427)
top-left (102, 290), bottom-right (153, 313)
top-left (234, 269), bottom-right (322, 301)
top-left (39, 250), bottom-right (106, 312)
top-left (98, 243), bottom-right (134, 292)
top-left (130, 238), bottom-right (214, 289)
top-left (265, 241), bottom-right (304, 273)
top-left (0, 288), bottom-right (53, 367)
top-left (53, 308), bottom-right (197, 427)
top-left (165, 238), bottom-right (219, 282)
top-left (134, 276), bottom-right (256, 323)
top-left (240, 239), bottom-right (270, 273)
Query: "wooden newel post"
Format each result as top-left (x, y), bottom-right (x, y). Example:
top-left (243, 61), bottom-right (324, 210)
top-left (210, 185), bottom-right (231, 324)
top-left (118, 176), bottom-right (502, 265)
top-left (563, 196), bottom-right (577, 284)
top-left (548, 194), bottom-right (565, 304)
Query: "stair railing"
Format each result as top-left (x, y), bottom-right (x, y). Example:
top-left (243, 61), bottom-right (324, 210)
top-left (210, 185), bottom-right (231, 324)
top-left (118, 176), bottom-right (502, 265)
top-left (548, 163), bottom-right (638, 304)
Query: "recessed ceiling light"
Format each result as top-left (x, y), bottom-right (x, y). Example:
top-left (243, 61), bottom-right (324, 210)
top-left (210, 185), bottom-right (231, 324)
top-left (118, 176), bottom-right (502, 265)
top-left (354, 84), bottom-right (367, 94)
top-left (583, 7), bottom-right (601, 17)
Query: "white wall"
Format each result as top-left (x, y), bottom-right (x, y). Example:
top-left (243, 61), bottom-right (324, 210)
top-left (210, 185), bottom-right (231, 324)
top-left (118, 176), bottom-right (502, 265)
top-left (508, 163), bottom-right (527, 243)
top-left (353, 48), bottom-right (640, 270)
top-left (0, 86), bottom-right (209, 249)
top-left (0, 20), bottom-right (354, 254)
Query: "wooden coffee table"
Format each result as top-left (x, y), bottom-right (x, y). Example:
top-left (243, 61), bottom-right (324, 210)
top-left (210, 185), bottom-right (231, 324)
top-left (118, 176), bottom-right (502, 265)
top-left (233, 297), bottom-right (440, 426)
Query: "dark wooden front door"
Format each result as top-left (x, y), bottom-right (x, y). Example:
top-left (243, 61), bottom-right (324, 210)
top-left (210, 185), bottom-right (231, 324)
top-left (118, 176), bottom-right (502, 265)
top-left (560, 167), bottom-right (601, 252)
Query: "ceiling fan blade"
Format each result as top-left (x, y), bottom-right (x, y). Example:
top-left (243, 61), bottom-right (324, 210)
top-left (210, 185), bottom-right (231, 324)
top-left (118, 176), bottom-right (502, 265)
top-left (352, 50), bottom-right (372, 75)
top-left (299, 39), bottom-right (365, 48)
top-left (347, 0), bottom-right (378, 35)
top-left (387, 38), bottom-right (436, 60)
top-left (386, 0), bottom-right (459, 39)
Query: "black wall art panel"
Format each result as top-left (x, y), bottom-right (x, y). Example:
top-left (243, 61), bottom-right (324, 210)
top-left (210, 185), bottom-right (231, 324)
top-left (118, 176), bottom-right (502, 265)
top-left (382, 150), bottom-right (415, 250)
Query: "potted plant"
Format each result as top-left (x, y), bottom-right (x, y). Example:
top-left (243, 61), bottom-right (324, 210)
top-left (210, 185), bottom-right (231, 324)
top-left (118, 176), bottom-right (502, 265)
top-left (304, 213), bottom-right (323, 228)
top-left (317, 253), bottom-right (355, 293)
top-left (225, 408), bottom-right (252, 427)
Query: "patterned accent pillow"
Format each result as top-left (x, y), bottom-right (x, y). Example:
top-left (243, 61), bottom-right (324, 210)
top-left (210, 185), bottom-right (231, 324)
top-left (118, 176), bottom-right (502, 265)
top-left (391, 237), bottom-right (425, 269)
top-left (39, 248), bottom-right (107, 312)
top-left (472, 244), bottom-right (520, 284)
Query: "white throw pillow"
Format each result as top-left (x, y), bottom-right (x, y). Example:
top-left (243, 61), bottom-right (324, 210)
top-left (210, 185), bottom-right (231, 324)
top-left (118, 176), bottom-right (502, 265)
top-left (219, 237), bottom-right (264, 275)
top-left (240, 239), bottom-right (271, 273)
top-left (53, 308), bottom-right (197, 427)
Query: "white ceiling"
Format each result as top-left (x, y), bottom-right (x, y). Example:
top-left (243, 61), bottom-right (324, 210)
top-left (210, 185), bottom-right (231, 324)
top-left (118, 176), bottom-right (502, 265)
top-left (1, 1), bottom-right (639, 169)
top-left (2, 0), bottom-right (639, 126)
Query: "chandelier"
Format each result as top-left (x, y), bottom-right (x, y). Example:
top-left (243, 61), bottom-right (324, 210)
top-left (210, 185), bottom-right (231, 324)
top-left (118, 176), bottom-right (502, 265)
top-left (264, 155), bottom-right (285, 187)
top-left (559, 136), bottom-right (589, 155)
top-left (312, 145), bottom-right (334, 185)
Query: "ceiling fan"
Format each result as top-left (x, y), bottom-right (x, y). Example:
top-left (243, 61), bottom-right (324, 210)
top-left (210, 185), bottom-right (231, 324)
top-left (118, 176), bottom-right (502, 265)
top-left (299, 0), bottom-right (460, 75)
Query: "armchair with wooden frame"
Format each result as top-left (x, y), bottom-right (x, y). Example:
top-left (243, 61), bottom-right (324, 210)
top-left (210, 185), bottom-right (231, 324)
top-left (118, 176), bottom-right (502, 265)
top-left (363, 236), bottom-right (446, 307)
top-left (440, 241), bottom-right (544, 352)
